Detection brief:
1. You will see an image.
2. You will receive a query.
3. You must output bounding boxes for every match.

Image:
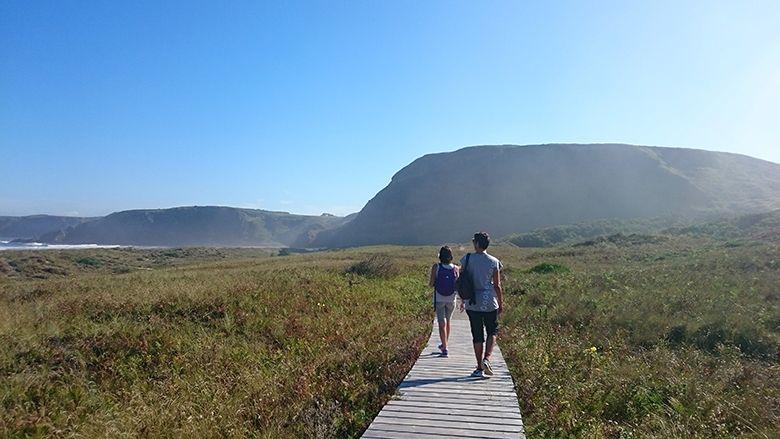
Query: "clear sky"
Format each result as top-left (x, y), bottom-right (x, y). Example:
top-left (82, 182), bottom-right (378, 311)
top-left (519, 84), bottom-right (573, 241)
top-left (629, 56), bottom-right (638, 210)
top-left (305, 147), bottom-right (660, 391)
top-left (2, 1), bottom-right (779, 217)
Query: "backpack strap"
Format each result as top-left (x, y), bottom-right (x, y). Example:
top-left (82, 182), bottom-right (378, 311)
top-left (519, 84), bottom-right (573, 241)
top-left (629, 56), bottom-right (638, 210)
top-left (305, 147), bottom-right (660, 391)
top-left (463, 253), bottom-right (475, 305)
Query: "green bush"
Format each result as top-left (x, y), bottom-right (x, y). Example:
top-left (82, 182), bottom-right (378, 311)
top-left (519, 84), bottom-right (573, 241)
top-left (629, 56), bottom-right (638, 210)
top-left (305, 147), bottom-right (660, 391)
top-left (345, 254), bottom-right (400, 278)
top-left (528, 262), bottom-right (570, 274)
top-left (75, 256), bottom-right (102, 267)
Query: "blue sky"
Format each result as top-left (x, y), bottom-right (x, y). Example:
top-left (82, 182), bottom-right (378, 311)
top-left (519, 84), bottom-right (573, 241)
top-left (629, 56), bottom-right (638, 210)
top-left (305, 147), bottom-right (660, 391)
top-left (2, 1), bottom-right (779, 217)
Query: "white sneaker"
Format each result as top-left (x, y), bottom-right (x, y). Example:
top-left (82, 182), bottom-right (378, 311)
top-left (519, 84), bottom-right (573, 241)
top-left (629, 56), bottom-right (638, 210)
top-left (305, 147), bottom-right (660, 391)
top-left (482, 358), bottom-right (494, 376)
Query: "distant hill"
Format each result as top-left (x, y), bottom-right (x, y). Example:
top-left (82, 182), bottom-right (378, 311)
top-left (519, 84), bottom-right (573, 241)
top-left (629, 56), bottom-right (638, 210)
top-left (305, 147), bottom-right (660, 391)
top-left (0, 215), bottom-right (96, 240)
top-left (314, 144), bottom-right (780, 247)
top-left (40, 206), bottom-right (351, 247)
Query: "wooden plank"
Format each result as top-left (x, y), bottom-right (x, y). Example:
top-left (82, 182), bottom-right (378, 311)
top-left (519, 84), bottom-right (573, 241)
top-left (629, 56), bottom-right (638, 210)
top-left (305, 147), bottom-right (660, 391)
top-left (380, 404), bottom-right (523, 420)
top-left (361, 313), bottom-right (525, 438)
top-left (363, 423), bottom-right (522, 439)
top-left (372, 416), bottom-right (524, 433)
top-left (376, 410), bottom-right (524, 427)
top-left (383, 399), bottom-right (523, 414)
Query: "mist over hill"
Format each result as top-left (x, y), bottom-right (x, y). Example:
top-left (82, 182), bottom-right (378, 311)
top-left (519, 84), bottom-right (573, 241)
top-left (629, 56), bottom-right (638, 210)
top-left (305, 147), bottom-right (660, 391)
top-left (0, 215), bottom-right (95, 240)
top-left (40, 206), bottom-right (350, 247)
top-left (314, 144), bottom-right (780, 247)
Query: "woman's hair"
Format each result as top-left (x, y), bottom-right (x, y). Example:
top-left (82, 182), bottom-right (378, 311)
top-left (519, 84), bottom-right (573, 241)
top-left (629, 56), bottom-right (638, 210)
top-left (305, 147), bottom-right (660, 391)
top-left (438, 246), bottom-right (453, 264)
top-left (473, 231), bottom-right (490, 249)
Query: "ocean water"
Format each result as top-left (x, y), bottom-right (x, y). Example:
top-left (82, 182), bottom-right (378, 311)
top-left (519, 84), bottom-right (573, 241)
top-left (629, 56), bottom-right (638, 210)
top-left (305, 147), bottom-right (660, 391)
top-left (0, 240), bottom-right (121, 251)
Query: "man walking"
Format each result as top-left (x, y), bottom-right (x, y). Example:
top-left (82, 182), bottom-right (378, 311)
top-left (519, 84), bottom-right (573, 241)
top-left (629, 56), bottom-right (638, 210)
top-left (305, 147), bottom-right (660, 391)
top-left (460, 232), bottom-right (503, 378)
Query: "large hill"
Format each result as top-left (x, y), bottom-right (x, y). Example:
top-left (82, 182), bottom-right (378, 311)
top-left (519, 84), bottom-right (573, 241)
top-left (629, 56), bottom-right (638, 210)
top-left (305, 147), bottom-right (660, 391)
top-left (40, 206), bottom-right (350, 247)
top-left (0, 215), bottom-right (95, 240)
top-left (314, 144), bottom-right (780, 247)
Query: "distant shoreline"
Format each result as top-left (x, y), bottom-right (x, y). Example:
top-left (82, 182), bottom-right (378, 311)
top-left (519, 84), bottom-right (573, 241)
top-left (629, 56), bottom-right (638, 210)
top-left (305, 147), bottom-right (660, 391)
top-left (0, 241), bottom-right (124, 251)
top-left (0, 241), bottom-right (289, 251)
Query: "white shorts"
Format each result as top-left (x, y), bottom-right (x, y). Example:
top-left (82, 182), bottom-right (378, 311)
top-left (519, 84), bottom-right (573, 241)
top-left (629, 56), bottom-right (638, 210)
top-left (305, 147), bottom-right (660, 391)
top-left (435, 300), bottom-right (455, 322)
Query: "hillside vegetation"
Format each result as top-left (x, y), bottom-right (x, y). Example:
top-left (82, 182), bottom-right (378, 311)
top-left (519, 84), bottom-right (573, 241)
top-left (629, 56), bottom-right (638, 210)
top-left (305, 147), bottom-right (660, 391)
top-left (39, 206), bottom-right (350, 247)
top-left (1, 211), bottom-right (778, 437)
top-left (0, 215), bottom-right (95, 240)
top-left (504, 216), bottom-right (691, 247)
top-left (506, 210), bottom-right (780, 248)
top-left (316, 144), bottom-right (780, 247)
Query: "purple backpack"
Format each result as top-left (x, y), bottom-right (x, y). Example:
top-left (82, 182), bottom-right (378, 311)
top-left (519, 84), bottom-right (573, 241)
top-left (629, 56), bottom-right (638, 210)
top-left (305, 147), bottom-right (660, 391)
top-left (435, 264), bottom-right (457, 296)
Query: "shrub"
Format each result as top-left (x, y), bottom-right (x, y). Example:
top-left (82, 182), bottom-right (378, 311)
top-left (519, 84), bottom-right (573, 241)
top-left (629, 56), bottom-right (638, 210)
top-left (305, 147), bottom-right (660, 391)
top-left (692, 323), bottom-right (728, 353)
top-left (528, 262), bottom-right (570, 274)
top-left (75, 256), bottom-right (102, 267)
top-left (345, 255), bottom-right (399, 278)
top-left (665, 325), bottom-right (687, 345)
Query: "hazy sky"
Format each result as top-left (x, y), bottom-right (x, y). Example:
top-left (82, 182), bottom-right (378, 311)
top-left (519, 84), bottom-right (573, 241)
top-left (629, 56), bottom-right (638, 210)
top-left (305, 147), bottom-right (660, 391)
top-left (2, 1), bottom-right (779, 217)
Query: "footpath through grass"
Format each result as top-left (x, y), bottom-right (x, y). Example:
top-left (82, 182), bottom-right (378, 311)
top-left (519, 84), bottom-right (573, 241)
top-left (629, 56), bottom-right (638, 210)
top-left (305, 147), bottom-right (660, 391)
top-left (0, 248), bottom-right (431, 437)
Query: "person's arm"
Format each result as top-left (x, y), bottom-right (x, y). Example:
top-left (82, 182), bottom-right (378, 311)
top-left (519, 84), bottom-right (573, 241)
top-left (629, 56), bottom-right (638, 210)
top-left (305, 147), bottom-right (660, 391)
top-left (429, 263), bottom-right (437, 288)
top-left (454, 266), bottom-right (465, 312)
top-left (493, 267), bottom-right (503, 314)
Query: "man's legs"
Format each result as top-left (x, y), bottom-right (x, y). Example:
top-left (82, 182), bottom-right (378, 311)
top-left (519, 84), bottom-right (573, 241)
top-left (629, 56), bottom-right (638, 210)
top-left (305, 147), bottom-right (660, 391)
top-left (473, 341), bottom-right (484, 368)
top-left (484, 334), bottom-right (496, 359)
top-left (466, 310), bottom-right (486, 369)
top-left (483, 310), bottom-right (499, 361)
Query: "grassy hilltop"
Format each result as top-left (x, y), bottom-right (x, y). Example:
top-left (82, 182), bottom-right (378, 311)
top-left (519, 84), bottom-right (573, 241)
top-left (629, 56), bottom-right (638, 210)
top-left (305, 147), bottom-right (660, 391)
top-left (1, 212), bottom-right (779, 437)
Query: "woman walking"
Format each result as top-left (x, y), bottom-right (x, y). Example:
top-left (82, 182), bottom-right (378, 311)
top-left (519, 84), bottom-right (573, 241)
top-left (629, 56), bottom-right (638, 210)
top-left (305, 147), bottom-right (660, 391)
top-left (429, 246), bottom-right (459, 357)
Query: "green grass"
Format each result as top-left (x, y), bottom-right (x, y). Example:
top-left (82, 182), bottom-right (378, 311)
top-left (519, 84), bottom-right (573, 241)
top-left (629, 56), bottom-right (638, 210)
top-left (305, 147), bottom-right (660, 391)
top-left (1, 222), bottom-right (779, 437)
top-left (1, 247), bottom-right (431, 437)
top-left (495, 236), bottom-right (779, 438)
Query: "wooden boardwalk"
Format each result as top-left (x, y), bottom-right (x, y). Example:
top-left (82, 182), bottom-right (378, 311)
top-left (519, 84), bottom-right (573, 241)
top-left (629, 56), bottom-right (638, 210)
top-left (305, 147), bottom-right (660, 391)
top-left (362, 310), bottom-right (525, 438)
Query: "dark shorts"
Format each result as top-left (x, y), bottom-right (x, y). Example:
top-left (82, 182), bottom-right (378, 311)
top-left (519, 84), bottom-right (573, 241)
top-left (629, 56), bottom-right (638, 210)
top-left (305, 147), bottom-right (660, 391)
top-left (466, 310), bottom-right (499, 343)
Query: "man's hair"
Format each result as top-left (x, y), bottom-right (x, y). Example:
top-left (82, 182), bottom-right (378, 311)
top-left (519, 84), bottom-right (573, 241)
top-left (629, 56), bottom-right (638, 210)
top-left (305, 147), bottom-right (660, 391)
top-left (439, 246), bottom-right (453, 264)
top-left (473, 232), bottom-right (490, 250)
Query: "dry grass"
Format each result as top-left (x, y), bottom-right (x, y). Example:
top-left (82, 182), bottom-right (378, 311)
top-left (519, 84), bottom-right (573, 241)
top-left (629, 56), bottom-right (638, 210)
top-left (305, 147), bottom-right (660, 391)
top-left (0, 248), bottom-right (431, 437)
top-left (1, 233), bottom-right (778, 437)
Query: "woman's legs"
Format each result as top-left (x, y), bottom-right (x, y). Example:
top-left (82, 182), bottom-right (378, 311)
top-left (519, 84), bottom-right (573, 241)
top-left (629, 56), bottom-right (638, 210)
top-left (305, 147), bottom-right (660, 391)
top-left (436, 303), bottom-right (448, 349)
top-left (437, 320), bottom-right (447, 348)
top-left (437, 301), bottom-right (456, 349)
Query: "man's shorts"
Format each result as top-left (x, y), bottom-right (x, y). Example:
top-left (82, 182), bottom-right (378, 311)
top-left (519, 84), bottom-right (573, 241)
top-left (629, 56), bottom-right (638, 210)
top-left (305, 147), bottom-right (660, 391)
top-left (435, 300), bottom-right (456, 322)
top-left (466, 309), bottom-right (499, 343)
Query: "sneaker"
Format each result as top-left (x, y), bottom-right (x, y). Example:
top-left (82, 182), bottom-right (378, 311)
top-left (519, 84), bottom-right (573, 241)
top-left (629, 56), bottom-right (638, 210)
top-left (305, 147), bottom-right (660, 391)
top-left (470, 369), bottom-right (484, 378)
top-left (482, 358), bottom-right (494, 376)
top-left (441, 349), bottom-right (448, 358)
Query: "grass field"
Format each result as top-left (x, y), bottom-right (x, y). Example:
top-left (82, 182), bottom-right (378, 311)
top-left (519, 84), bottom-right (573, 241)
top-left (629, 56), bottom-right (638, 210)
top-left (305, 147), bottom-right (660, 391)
top-left (1, 217), bottom-right (778, 438)
top-left (0, 247), bottom-right (431, 437)
top-left (495, 236), bottom-right (779, 438)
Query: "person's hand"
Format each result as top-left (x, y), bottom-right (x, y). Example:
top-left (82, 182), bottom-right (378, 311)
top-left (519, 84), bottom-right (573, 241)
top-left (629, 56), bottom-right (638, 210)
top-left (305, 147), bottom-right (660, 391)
top-left (497, 304), bottom-right (503, 315)
top-left (458, 302), bottom-right (465, 313)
